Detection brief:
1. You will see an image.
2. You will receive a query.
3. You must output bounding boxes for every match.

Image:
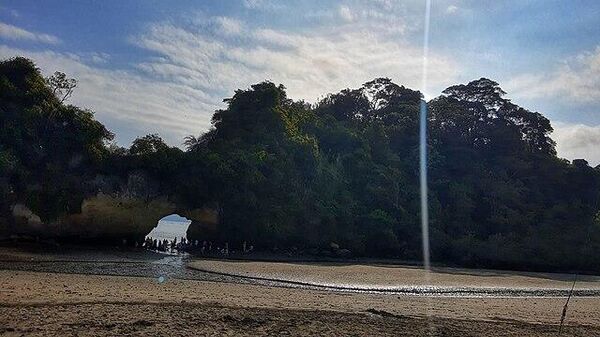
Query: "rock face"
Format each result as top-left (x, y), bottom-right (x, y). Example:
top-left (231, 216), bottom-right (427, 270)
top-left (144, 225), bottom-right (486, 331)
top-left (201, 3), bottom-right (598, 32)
top-left (7, 193), bottom-right (218, 245)
top-left (2, 172), bottom-right (219, 245)
top-left (8, 194), bottom-right (174, 243)
top-left (184, 207), bottom-right (219, 241)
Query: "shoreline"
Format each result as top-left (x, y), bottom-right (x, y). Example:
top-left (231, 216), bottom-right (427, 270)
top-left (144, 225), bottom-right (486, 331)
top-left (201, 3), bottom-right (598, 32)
top-left (2, 243), bottom-right (600, 336)
top-left (187, 259), bottom-right (600, 298)
top-left (2, 244), bottom-right (600, 298)
top-left (1, 269), bottom-right (600, 336)
top-left (3, 241), bottom-right (599, 276)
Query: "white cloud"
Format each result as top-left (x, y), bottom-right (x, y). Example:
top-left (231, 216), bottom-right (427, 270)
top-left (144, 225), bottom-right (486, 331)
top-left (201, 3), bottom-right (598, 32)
top-left (213, 17), bottom-right (243, 36)
top-left (552, 122), bottom-right (600, 166)
top-left (242, 0), bottom-right (262, 9)
top-left (338, 6), bottom-right (354, 22)
top-left (0, 12), bottom-right (459, 146)
top-left (135, 20), bottom-right (458, 104)
top-left (90, 52), bottom-right (110, 64)
top-left (446, 5), bottom-right (459, 14)
top-left (303, 2), bottom-right (413, 35)
top-left (64, 51), bottom-right (110, 64)
top-left (0, 22), bottom-right (60, 44)
top-left (507, 46), bottom-right (600, 103)
top-left (241, 0), bottom-right (284, 11)
top-left (0, 45), bottom-right (216, 146)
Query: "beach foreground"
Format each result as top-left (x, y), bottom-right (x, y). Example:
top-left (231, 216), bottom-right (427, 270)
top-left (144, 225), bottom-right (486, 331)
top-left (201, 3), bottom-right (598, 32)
top-left (1, 270), bottom-right (600, 336)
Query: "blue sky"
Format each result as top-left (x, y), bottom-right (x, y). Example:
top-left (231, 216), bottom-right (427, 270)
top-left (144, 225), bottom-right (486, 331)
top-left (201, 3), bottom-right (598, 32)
top-left (1, 0), bottom-right (599, 164)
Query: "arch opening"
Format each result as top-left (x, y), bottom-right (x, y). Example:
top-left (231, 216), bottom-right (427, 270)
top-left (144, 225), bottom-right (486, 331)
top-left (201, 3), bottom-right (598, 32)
top-left (144, 214), bottom-right (191, 252)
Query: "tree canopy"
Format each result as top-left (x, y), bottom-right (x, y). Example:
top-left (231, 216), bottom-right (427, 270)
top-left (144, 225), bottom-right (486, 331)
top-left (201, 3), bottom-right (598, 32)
top-left (0, 57), bottom-right (113, 220)
top-left (1, 57), bottom-right (599, 272)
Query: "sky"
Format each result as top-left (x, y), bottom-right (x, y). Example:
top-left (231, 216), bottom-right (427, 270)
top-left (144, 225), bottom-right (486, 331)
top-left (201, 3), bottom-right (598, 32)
top-left (0, 0), bottom-right (599, 165)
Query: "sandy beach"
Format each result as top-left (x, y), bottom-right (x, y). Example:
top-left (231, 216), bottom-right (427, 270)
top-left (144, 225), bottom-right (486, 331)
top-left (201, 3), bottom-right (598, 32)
top-left (1, 247), bottom-right (600, 336)
top-left (1, 264), bottom-right (600, 336)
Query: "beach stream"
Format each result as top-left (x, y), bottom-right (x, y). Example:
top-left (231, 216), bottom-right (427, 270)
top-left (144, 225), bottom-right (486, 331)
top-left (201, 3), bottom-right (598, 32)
top-left (2, 247), bottom-right (600, 298)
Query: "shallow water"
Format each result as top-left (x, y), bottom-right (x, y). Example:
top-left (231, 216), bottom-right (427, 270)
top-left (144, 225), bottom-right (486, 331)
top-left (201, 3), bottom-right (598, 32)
top-left (2, 248), bottom-right (600, 298)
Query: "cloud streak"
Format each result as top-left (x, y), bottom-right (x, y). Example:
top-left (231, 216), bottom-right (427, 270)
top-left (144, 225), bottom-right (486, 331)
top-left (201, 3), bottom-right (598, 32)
top-left (0, 22), bottom-right (60, 44)
top-left (507, 45), bottom-right (600, 103)
top-left (135, 18), bottom-right (458, 103)
top-left (1, 2), bottom-right (460, 147)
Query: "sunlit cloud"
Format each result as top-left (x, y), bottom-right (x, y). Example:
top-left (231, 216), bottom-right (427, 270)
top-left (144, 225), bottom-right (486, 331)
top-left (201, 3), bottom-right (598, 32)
top-left (505, 46), bottom-right (600, 165)
top-left (2, 8), bottom-right (459, 146)
top-left (553, 122), bottom-right (600, 166)
top-left (134, 18), bottom-right (458, 103)
top-left (507, 45), bottom-right (600, 103)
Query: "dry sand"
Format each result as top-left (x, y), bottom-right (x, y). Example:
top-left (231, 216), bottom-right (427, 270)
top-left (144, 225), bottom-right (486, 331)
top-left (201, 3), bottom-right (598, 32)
top-left (1, 269), bottom-right (600, 336)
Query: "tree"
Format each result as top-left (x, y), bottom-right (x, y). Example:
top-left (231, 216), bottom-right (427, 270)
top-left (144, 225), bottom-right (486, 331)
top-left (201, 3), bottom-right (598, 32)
top-left (46, 71), bottom-right (77, 103)
top-left (440, 78), bottom-right (555, 155)
top-left (0, 57), bottom-right (113, 220)
top-left (130, 134), bottom-right (169, 156)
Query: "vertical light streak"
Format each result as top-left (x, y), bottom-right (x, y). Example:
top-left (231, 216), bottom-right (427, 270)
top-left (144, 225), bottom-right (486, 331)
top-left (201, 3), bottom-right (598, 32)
top-left (420, 0), bottom-right (432, 275)
top-left (420, 1), bottom-right (434, 334)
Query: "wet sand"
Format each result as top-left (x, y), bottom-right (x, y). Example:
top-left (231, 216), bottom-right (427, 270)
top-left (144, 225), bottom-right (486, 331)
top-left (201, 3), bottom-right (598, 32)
top-left (189, 259), bottom-right (600, 295)
top-left (1, 270), bottom-right (600, 336)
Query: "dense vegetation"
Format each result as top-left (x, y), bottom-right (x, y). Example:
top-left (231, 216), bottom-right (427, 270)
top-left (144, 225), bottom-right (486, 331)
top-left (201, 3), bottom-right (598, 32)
top-left (0, 57), bottom-right (113, 221)
top-left (1, 57), bottom-right (599, 271)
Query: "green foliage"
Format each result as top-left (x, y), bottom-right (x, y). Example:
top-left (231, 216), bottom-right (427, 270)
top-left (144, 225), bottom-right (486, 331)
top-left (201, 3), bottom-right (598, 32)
top-left (130, 134), bottom-right (170, 155)
top-left (187, 75), bottom-right (600, 270)
top-left (0, 57), bottom-right (113, 220)
top-left (2, 57), bottom-right (600, 272)
top-left (46, 71), bottom-right (77, 104)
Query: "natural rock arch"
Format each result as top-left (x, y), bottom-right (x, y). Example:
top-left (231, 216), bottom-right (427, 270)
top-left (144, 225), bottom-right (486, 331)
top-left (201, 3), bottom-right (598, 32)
top-left (6, 193), bottom-right (218, 245)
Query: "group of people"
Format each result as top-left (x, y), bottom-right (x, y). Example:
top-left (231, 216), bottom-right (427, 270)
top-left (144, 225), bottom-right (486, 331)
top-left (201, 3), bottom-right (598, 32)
top-left (142, 237), bottom-right (254, 256)
top-left (196, 241), bottom-right (255, 256)
top-left (143, 236), bottom-right (196, 252)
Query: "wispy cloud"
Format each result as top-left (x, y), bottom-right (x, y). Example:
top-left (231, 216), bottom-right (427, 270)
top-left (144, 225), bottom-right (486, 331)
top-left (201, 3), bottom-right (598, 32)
top-left (0, 22), bottom-right (60, 44)
top-left (503, 45), bottom-right (600, 165)
top-left (241, 0), bottom-right (285, 11)
top-left (507, 45), bottom-right (600, 103)
top-left (213, 17), bottom-right (243, 36)
top-left (0, 45), bottom-right (215, 146)
top-left (0, 10), bottom-right (458, 145)
top-left (338, 5), bottom-right (354, 22)
top-left (134, 18), bottom-right (458, 103)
